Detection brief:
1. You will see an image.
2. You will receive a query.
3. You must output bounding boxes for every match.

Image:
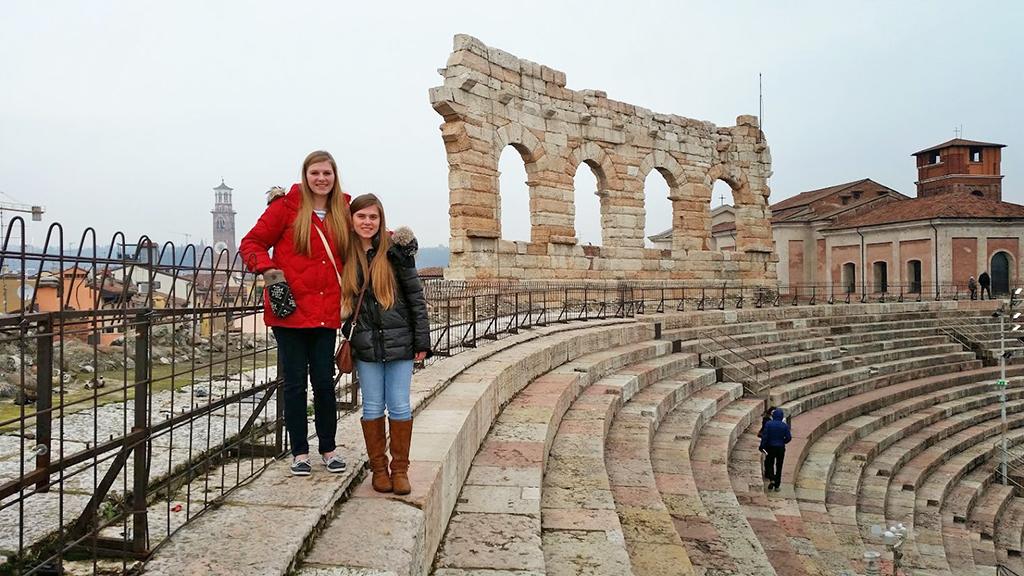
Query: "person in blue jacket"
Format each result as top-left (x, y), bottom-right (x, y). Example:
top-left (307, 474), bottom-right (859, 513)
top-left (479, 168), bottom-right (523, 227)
top-left (759, 407), bottom-right (792, 491)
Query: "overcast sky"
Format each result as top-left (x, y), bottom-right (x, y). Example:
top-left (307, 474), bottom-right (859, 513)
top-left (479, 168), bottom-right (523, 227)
top-left (2, 1), bottom-right (1021, 250)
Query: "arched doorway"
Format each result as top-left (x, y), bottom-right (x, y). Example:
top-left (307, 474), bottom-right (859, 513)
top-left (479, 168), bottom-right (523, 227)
top-left (906, 260), bottom-right (922, 293)
top-left (991, 252), bottom-right (1011, 296)
top-left (842, 262), bottom-right (856, 294)
top-left (872, 261), bottom-right (888, 293)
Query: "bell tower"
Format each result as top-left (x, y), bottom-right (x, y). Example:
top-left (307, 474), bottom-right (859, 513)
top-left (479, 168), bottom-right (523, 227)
top-left (912, 138), bottom-right (1005, 200)
top-left (211, 179), bottom-right (237, 257)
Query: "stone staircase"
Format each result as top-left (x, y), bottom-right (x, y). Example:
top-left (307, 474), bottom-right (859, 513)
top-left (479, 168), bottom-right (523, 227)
top-left (142, 300), bottom-right (1024, 576)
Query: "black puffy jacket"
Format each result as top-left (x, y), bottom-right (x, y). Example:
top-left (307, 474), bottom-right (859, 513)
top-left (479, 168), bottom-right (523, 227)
top-left (345, 231), bottom-right (431, 363)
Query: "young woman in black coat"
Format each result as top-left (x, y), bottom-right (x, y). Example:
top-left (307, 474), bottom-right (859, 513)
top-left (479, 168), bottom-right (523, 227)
top-left (341, 194), bottom-right (430, 495)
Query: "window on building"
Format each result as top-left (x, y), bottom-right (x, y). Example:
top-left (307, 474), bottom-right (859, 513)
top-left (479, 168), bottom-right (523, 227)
top-left (970, 147), bottom-right (982, 163)
top-left (841, 196), bottom-right (850, 205)
top-left (906, 260), bottom-right (922, 293)
top-left (873, 261), bottom-right (888, 293)
top-left (842, 263), bottom-right (856, 294)
top-left (852, 190), bottom-right (862, 200)
top-left (971, 190), bottom-right (984, 197)
top-left (929, 151), bottom-right (941, 164)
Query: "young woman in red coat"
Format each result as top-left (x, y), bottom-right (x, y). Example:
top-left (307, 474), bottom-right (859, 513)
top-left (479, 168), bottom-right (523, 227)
top-left (239, 150), bottom-right (351, 476)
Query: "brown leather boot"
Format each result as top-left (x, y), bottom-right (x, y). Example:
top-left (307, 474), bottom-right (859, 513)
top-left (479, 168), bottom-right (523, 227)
top-left (360, 417), bottom-right (392, 493)
top-left (388, 418), bottom-right (413, 495)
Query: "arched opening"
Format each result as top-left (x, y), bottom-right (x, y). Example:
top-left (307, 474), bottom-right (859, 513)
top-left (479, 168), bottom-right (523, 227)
top-left (710, 180), bottom-right (737, 251)
top-left (498, 145), bottom-right (532, 242)
top-left (573, 161), bottom-right (602, 246)
top-left (842, 262), bottom-right (856, 294)
top-left (991, 251), bottom-right (1012, 296)
top-left (872, 261), bottom-right (888, 293)
top-left (906, 260), bottom-right (922, 293)
top-left (643, 169), bottom-right (672, 248)
top-left (971, 190), bottom-right (984, 197)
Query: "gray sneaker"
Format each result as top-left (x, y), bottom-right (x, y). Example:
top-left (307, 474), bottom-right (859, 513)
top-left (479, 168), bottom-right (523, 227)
top-left (290, 458), bottom-right (312, 477)
top-left (322, 454), bottom-right (346, 473)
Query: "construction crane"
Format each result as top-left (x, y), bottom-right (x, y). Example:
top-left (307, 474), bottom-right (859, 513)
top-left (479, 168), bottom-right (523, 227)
top-left (0, 191), bottom-right (45, 242)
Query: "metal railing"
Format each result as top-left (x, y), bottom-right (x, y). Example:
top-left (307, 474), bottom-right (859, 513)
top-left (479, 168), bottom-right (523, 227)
top-left (0, 218), bottom-right (286, 575)
top-left (697, 332), bottom-right (767, 397)
top-left (999, 564), bottom-right (1023, 576)
top-left (0, 216), bottom-right (1015, 573)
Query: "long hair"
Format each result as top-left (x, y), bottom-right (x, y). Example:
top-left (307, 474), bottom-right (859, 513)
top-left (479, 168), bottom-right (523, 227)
top-left (341, 194), bottom-right (396, 317)
top-left (292, 150), bottom-right (351, 257)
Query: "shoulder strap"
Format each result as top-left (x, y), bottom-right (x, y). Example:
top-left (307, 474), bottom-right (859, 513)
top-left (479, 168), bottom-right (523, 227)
top-left (315, 224), bottom-right (366, 338)
top-left (313, 225), bottom-right (342, 288)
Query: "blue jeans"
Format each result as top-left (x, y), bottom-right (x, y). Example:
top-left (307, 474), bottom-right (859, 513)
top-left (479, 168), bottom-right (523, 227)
top-left (356, 359), bottom-right (413, 421)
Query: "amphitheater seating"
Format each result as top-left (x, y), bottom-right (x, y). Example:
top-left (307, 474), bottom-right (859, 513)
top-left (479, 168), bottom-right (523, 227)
top-left (147, 300), bottom-right (1024, 576)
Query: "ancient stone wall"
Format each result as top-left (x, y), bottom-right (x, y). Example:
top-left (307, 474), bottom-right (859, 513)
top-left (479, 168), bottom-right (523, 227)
top-left (430, 35), bottom-right (777, 282)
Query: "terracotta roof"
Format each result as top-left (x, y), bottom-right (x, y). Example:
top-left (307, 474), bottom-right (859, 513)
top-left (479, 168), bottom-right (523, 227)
top-left (825, 192), bottom-right (1024, 230)
top-left (769, 179), bottom-right (874, 212)
top-left (712, 221), bottom-right (736, 234)
top-left (912, 138), bottom-right (1006, 156)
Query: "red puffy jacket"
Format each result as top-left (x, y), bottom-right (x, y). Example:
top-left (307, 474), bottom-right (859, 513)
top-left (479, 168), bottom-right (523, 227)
top-left (239, 184), bottom-right (350, 329)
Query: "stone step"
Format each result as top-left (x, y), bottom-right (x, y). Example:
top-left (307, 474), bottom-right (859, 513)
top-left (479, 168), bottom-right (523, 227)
top-left (993, 496), bottom-right (1024, 572)
top-left (794, 372), bottom-right (1024, 505)
top-left (941, 465), bottom-right (996, 575)
top-left (808, 386), bottom-right (1024, 569)
top-left (907, 429), bottom-right (1024, 574)
top-left (864, 419), bottom-right (1024, 571)
top-left (648, 382), bottom-right (746, 574)
top-left (432, 338), bottom-right (675, 574)
top-left (730, 428), bottom-right (839, 576)
top-left (688, 398), bottom-right (779, 576)
top-left (775, 354), bottom-right (983, 414)
top-left (771, 346), bottom-right (978, 407)
top-left (826, 325), bottom-right (957, 348)
top-left (606, 368), bottom-right (718, 576)
top-left (299, 320), bottom-right (646, 576)
top-left (971, 484), bottom-right (1017, 568)
top-left (791, 381), bottom-right (1024, 571)
top-left (538, 351), bottom-right (699, 576)
top-left (831, 401), bottom-right (1024, 568)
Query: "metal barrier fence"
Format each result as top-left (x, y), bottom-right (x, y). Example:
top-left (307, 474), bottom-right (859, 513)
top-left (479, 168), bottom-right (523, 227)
top-left (0, 215), bottom-right (1008, 574)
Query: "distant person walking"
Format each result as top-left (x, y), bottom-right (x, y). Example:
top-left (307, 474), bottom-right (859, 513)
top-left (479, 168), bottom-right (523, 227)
top-left (757, 405), bottom-right (777, 480)
top-left (759, 407), bottom-right (792, 491)
top-left (968, 275), bottom-right (978, 300)
top-left (979, 271), bottom-right (992, 300)
top-left (342, 194), bottom-right (431, 496)
top-left (240, 150), bottom-right (352, 477)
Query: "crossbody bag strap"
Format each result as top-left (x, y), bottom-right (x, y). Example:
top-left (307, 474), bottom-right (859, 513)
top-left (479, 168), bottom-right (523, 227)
top-left (314, 225), bottom-right (342, 287)
top-left (313, 224), bottom-right (366, 340)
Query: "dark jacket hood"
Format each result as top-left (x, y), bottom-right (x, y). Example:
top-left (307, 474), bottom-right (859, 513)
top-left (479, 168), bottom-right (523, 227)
top-left (772, 408), bottom-right (785, 421)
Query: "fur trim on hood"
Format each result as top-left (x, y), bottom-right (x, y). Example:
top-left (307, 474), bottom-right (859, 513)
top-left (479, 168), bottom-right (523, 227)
top-left (391, 226), bottom-right (417, 250)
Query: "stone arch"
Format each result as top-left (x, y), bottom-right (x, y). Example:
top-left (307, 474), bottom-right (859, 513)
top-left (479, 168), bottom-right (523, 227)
top-left (704, 163), bottom-right (752, 204)
top-left (494, 124), bottom-right (545, 171)
top-left (494, 124), bottom-right (547, 242)
top-left (702, 163), bottom-right (771, 253)
top-left (636, 151), bottom-right (686, 250)
top-left (566, 142), bottom-right (622, 246)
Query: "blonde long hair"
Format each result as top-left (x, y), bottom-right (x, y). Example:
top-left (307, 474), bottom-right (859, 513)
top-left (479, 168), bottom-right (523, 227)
top-left (341, 194), bottom-right (396, 317)
top-left (292, 150), bottom-right (351, 257)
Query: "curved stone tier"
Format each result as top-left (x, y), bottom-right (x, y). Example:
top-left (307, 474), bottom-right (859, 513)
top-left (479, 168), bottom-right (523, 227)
top-left (144, 300), bottom-right (1024, 576)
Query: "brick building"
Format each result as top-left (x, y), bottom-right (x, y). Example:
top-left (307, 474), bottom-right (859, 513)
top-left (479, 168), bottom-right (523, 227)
top-left (655, 138), bottom-right (1024, 296)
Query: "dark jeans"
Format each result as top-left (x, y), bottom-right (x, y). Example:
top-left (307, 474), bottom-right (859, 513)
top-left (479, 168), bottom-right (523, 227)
top-left (272, 327), bottom-right (337, 457)
top-left (981, 286), bottom-right (992, 300)
top-left (765, 446), bottom-right (786, 486)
